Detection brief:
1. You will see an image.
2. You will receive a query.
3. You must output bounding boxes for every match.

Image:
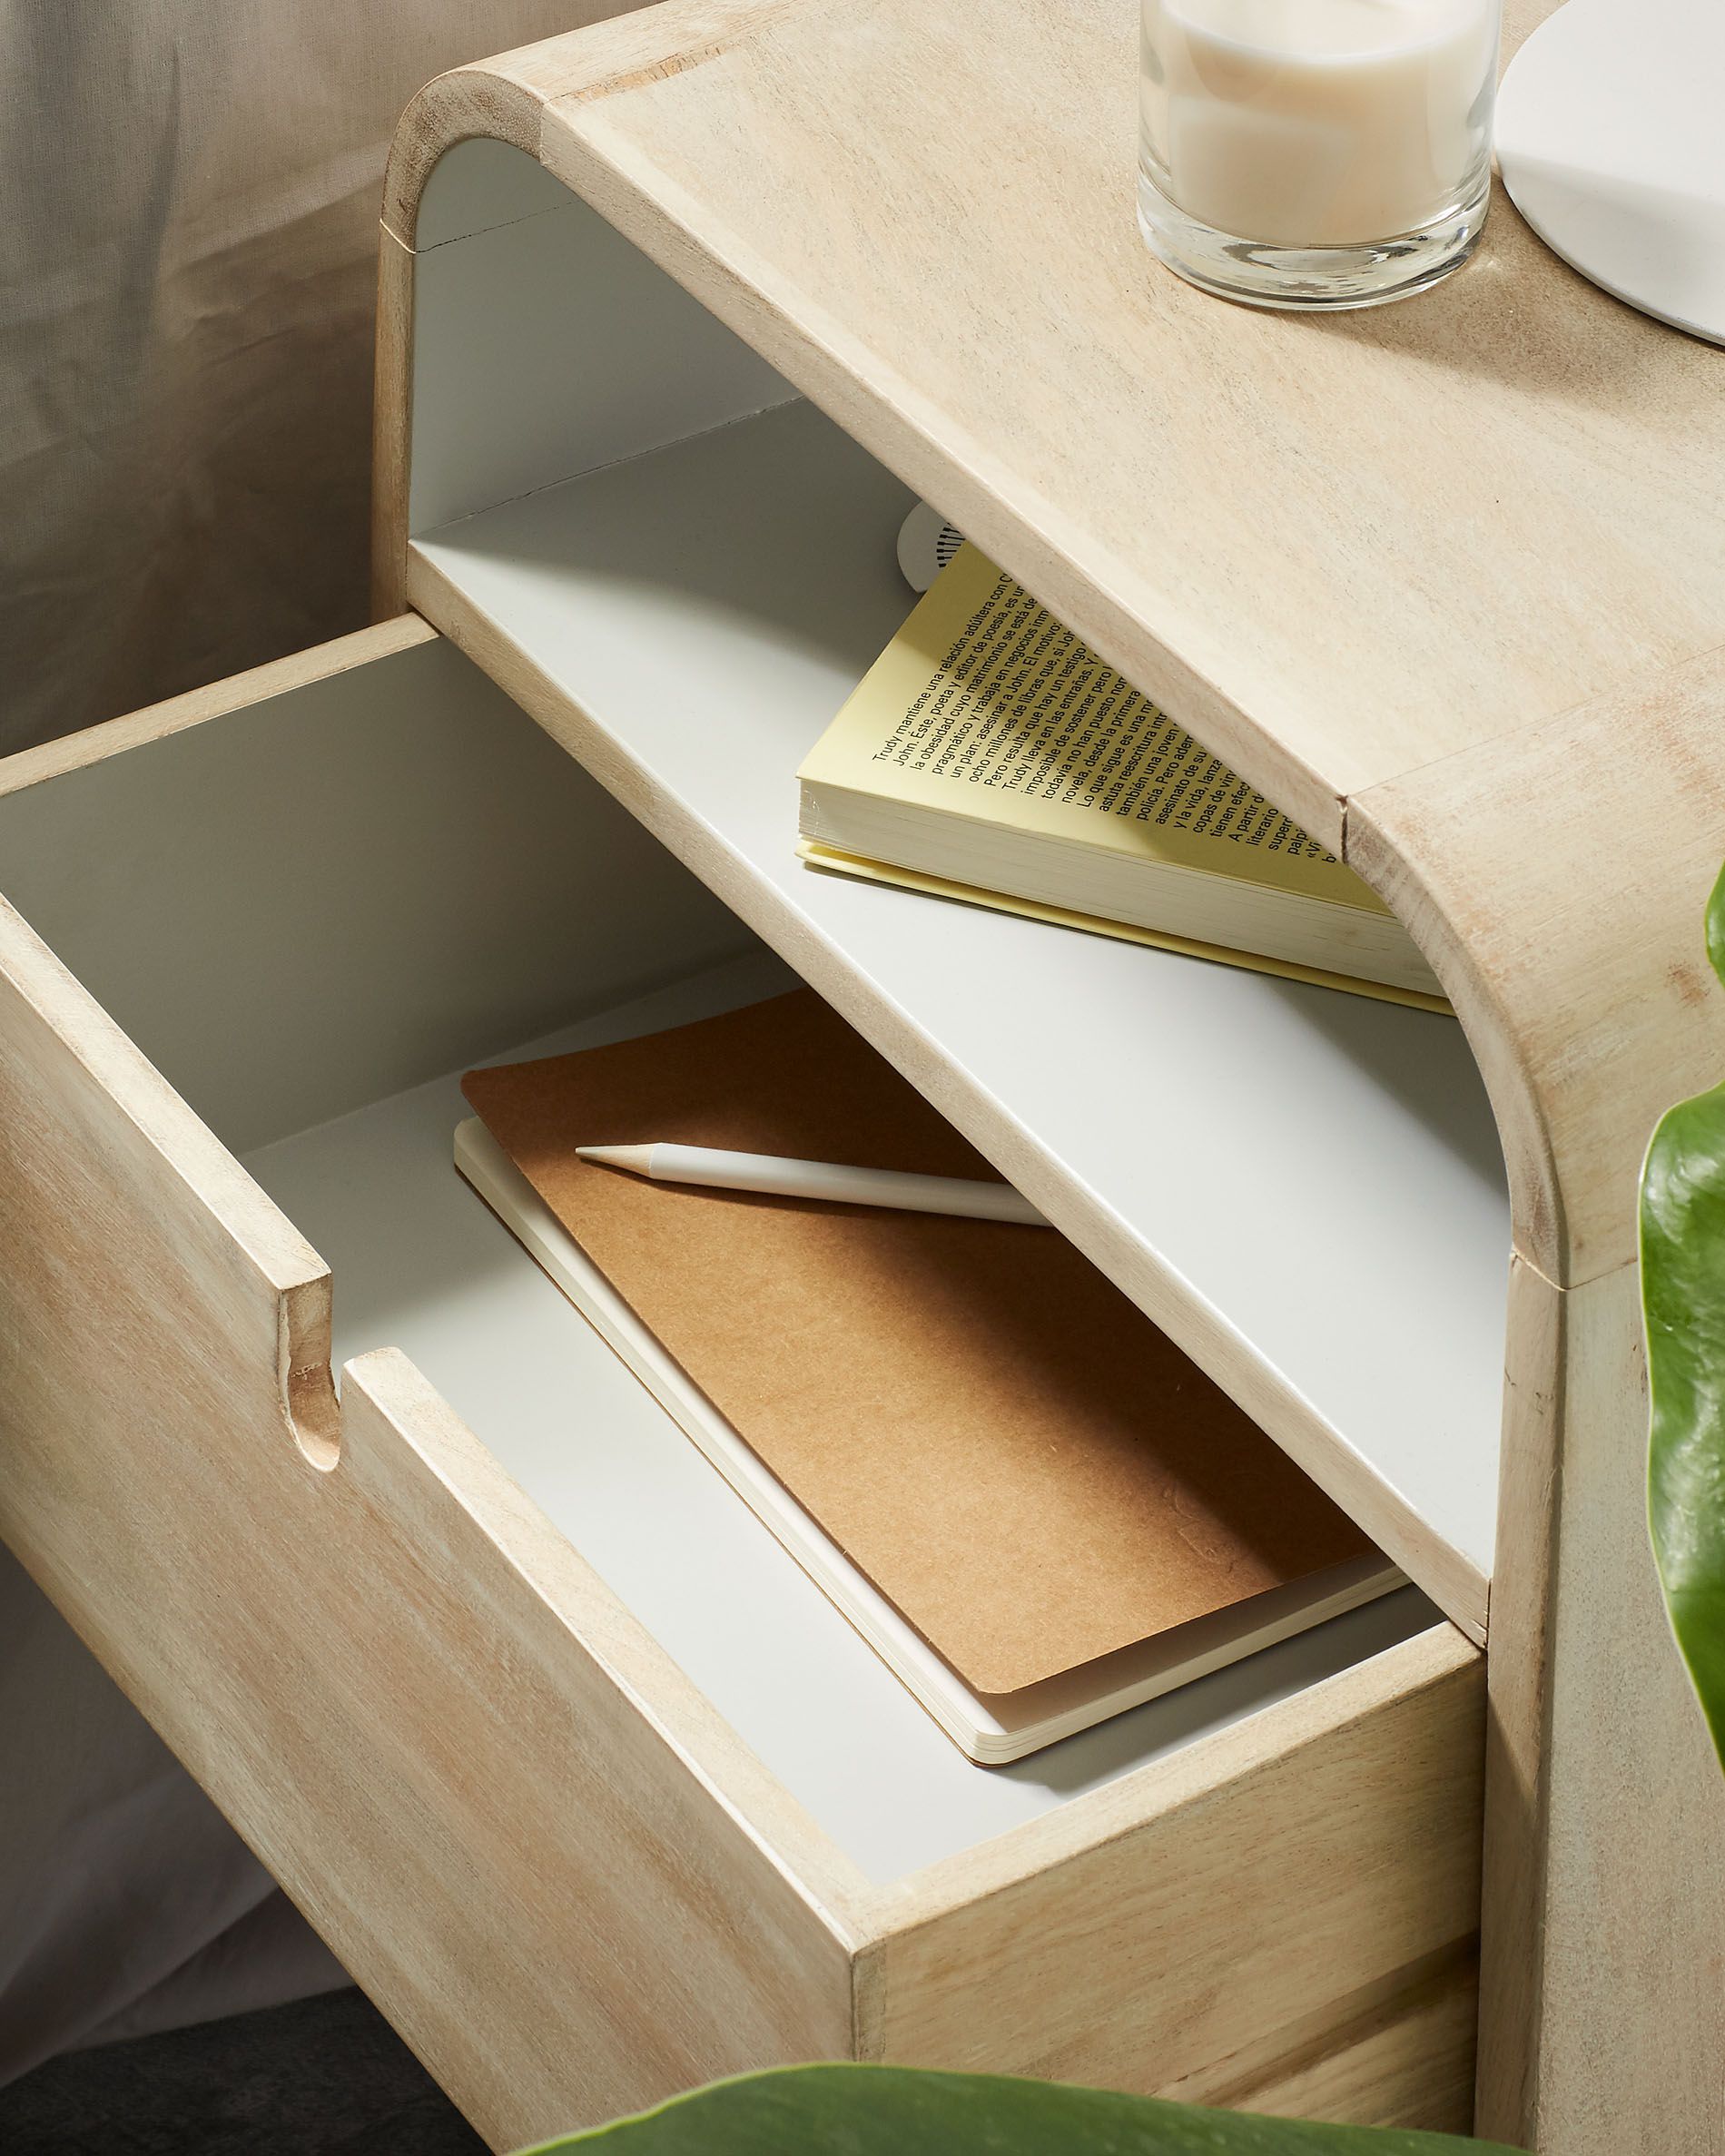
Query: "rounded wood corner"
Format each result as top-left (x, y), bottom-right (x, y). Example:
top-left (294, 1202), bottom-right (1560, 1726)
top-left (1347, 810), bottom-right (1569, 1290)
top-left (281, 1273), bottom-right (341, 1472)
top-left (380, 2), bottom-right (810, 249)
top-left (1349, 645), bottom-right (1725, 1294)
top-left (381, 60), bottom-right (548, 248)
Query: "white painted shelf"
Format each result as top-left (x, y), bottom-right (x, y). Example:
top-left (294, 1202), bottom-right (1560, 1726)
top-left (242, 950), bottom-right (1438, 1885)
top-left (411, 397), bottom-right (1511, 1629)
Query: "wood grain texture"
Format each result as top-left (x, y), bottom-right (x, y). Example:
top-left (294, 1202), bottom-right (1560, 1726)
top-left (1475, 1259), bottom-right (1725, 2153)
top-left (864, 1625), bottom-right (1483, 2116)
top-left (1499, 0), bottom-right (1554, 65)
top-left (407, 0), bottom-right (1725, 855)
top-left (373, 0), bottom-right (1681, 850)
top-left (380, 4), bottom-right (1725, 1271)
top-left (0, 881), bottom-right (871, 2148)
top-left (1350, 645), bottom-right (1725, 1292)
top-left (1209, 1956), bottom-right (1478, 2136)
top-left (382, 38), bottom-right (592, 244)
top-left (372, 231), bottom-right (416, 621)
top-left (379, 5), bottom-right (769, 244)
top-left (1474, 1256), bottom-right (1560, 2151)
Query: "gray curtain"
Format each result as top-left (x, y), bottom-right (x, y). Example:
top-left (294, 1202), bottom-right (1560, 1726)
top-left (0, 0), bottom-right (636, 753)
top-left (0, 0), bottom-right (641, 2082)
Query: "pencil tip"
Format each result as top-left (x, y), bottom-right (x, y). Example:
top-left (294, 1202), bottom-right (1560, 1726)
top-left (576, 1143), bottom-right (654, 1175)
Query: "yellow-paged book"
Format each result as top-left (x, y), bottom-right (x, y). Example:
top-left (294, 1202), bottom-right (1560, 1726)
top-left (796, 546), bottom-right (1447, 1009)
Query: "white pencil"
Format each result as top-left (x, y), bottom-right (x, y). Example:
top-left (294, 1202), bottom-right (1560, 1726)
top-left (575, 1142), bottom-right (1049, 1226)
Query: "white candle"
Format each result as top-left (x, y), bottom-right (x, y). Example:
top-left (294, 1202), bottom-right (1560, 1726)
top-left (1141, 0), bottom-right (1499, 249)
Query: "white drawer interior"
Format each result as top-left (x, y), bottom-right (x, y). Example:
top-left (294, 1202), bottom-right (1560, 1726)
top-left (0, 638), bottom-right (1437, 1882)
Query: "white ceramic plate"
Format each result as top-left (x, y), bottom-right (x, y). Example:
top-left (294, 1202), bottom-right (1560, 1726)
top-left (1498, 0), bottom-right (1725, 345)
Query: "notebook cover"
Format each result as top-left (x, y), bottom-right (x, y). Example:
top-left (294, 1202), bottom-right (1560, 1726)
top-left (461, 990), bottom-right (1370, 1697)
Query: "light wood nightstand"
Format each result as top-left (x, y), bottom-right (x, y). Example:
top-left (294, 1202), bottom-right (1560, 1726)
top-left (1, 2), bottom-right (1720, 2150)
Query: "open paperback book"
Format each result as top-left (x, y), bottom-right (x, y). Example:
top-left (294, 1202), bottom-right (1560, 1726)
top-left (457, 992), bottom-right (1403, 1765)
top-left (798, 543), bottom-right (1447, 1010)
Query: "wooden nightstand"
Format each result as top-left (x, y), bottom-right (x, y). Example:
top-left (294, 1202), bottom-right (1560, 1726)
top-left (1, 3), bottom-right (1720, 2150)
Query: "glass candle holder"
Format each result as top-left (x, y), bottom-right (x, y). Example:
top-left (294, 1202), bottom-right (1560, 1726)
top-left (1138, 0), bottom-right (1501, 310)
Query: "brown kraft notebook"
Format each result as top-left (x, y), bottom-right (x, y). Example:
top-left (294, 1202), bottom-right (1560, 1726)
top-left (460, 990), bottom-right (1375, 1701)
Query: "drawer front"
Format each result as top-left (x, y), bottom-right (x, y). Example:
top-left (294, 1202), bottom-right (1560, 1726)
top-left (0, 623), bottom-right (1484, 2143)
top-left (0, 624), bottom-right (858, 2150)
top-left (869, 1627), bottom-right (1481, 2127)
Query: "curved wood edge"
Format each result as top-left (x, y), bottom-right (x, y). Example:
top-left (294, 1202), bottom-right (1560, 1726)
top-left (374, 48), bottom-right (554, 618)
top-left (532, 41), bottom-right (1722, 1291)
top-left (371, 0), bottom-right (1725, 1391)
top-left (371, 0), bottom-right (1574, 829)
top-left (1351, 640), bottom-right (1725, 1292)
top-left (381, 60), bottom-right (549, 248)
top-left (373, 5), bottom-right (779, 616)
top-left (380, 3), bottom-right (787, 247)
top-left (1355, 645), bottom-right (1725, 2153)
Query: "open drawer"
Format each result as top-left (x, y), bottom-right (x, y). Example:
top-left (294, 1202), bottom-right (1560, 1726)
top-left (0, 623), bottom-right (1482, 2147)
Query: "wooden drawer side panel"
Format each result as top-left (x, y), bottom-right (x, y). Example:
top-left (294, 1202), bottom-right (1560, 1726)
top-left (0, 894), bottom-right (336, 1458)
top-left (1200, 1953), bottom-right (1478, 2136)
top-left (863, 1627), bottom-right (1484, 2128)
top-left (0, 901), bottom-right (859, 2148)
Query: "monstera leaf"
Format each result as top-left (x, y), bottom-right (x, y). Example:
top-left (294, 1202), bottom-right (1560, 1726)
top-left (519, 2064), bottom-right (1510, 2154)
top-left (1641, 858), bottom-right (1725, 1766)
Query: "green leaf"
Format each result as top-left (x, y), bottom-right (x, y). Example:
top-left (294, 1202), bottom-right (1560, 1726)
top-left (1641, 857), bottom-right (1725, 1767)
top-left (516, 2063), bottom-right (1512, 2154)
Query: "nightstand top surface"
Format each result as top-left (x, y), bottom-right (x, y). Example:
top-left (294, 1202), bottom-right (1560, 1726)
top-left (401, 0), bottom-right (1725, 851)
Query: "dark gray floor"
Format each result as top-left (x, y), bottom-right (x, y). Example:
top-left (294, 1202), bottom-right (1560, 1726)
top-left (0, 1988), bottom-right (488, 2155)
